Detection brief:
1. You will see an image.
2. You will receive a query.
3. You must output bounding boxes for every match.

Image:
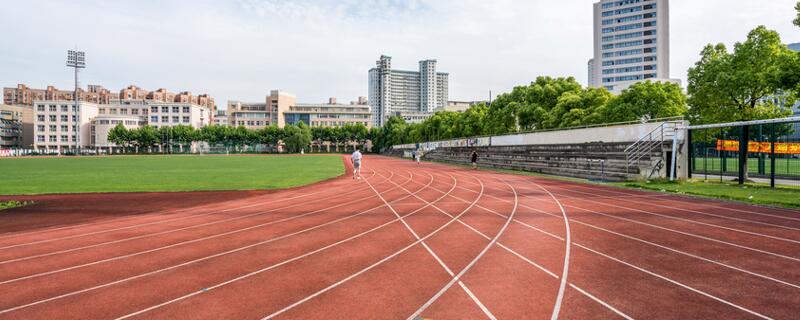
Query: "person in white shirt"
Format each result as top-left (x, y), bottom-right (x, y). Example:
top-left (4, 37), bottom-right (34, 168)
top-left (351, 147), bottom-right (363, 180)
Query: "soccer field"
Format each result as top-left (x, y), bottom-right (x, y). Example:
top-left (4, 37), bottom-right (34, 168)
top-left (0, 155), bottom-right (344, 195)
top-left (693, 157), bottom-right (800, 176)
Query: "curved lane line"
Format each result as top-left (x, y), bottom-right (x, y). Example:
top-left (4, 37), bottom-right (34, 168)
top-left (407, 177), bottom-right (517, 320)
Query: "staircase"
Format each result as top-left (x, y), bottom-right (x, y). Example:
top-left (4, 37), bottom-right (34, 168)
top-left (624, 121), bottom-right (680, 178)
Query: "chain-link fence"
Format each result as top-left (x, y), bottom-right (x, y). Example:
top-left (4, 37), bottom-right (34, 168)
top-left (688, 118), bottom-right (800, 187)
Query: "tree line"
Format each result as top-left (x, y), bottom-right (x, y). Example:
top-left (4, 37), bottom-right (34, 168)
top-left (107, 122), bottom-right (379, 153)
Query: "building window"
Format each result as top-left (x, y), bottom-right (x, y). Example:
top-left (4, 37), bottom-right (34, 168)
top-left (172, 107), bottom-right (180, 113)
top-left (37, 125), bottom-right (45, 132)
top-left (73, 105), bottom-right (80, 112)
top-left (151, 116), bottom-right (158, 123)
top-left (162, 117), bottom-right (169, 123)
top-left (72, 125), bottom-right (77, 132)
top-left (49, 125), bottom-right (56, 132)
top-left (49, 135), bottom-right (57, 142)
top-left (172, 116), bottom-right (179, 123)
top-left (61, 135), bottom-right (68, 142)
top-left (110, 108), bottom-right (117, 115)
top-left (72, 135), bottom-right (77, 142)
top-left (38, 115), bottom-right (45, 122)
top-left (120, 109), bottom-right (128, 115)
top-left (151, 106), bottom-right (159, 113)
top-left (131, 109), bottom-right (139, 115)
top-left (37, 135), bottom-right (45, 142)
top-left (182, 116), bottom-right (189, 123)
top-left (48, 115), bottom-right (56, 122)
top-left (61, 125), bottom-right (68, 131)
top-left (37, 105), bottom-right (45, 112)
top-left (182, 107), bottom-right (190, 113)
top-left (162, 107), bottom-right (169, 113)
top-left (72, 115), bottom-right (77, 122)
top-left (61, 105), bottom-right (68, 112)
top-left (49, 105), bottom-right (56, 112)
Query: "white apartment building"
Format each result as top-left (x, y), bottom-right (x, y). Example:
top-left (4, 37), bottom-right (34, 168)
top-left (369, 55), bottom-right (449, 127)
top-left (33, 101), bottom-right (98, 151)
top-left (99, 100), bottom-right (210, 129)
top-left (590, 0), bottom-right (677, 94)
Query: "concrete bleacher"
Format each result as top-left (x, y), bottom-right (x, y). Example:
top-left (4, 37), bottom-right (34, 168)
top-left (417, 142), bottom-right (666, 182)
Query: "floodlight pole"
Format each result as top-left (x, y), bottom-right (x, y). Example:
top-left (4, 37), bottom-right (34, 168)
top-left (67, 49), bottom-right (85, 155)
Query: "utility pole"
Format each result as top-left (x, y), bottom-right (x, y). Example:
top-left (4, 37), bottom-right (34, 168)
top-left (66, 49), bottom-right (85, 155)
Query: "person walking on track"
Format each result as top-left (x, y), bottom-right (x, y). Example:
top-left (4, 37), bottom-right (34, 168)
top-left (471, 150), bottom-right (478, 170)
top-left (415, 149), bottom-right (422, 164)
top-left (351, 146), bottom-right (363, 180)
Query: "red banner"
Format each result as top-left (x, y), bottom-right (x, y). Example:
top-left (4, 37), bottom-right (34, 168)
top-left (716, 140), bottom-right (800, 154)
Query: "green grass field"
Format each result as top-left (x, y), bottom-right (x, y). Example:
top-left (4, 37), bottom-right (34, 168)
top-left (693, 157), bottom-right (800, 176)
top-left (617, 179), bottom-right (800, 209)
top-left (0, 155), bottom-right (344, 195)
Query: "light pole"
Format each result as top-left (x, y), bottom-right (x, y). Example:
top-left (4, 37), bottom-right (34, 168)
top-left (66, 49), bottom-right (85, 154)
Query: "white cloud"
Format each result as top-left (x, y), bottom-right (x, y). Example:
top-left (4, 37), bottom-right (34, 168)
top-left (1, 0), bottom-right (798, 108)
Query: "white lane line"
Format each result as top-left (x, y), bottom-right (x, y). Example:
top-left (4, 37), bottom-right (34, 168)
top-left (508, 198), bottom-right (800, 289)
top-left (407, 179), bottom-right (517, 320)
top-left (564, 203), bottom-right (800, 263)
top-left (574, 243), bottom-right (773, 320)
top-left (568, 284), bottom-right (634, 320)
top-left (259, 172), bottom-right (485, 320)
top-left (0, 172), bottom-right (387, 265)
top-left (0, 169), bottom-right (419, 315)
top-left (532, 183), bottom-right (571, 320)
top-left (0, 171), bottom-right (406, 285)
top-left (549, 189), bottom-right (800, 233)
top-left (534, 180), bottom-right (800, 221)
top-left (374, 172), bottom-right (496, 320)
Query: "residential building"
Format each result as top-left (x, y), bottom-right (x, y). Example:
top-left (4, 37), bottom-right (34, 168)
top-left (228, 90), bottom-right (296, 129)
top-left (284, 97), bottom-right (371, 127)
top-left (368, 55), bottom-right (449, 126)
top-left (590, 0), bottom-right (678, 94)
top-left (4, 84), bottom-right (216, 114)
top-left (32, 101), bottom-right (99, 152)
top-left (98, 102), bottom-right (210, 129)
top-left (214, 110), bottom-right (228, 126)
top-left (0, 104), bottom-right (33, 148)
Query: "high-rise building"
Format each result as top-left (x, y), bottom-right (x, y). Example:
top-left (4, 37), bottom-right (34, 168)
top-left (590, 0), bottom-right (677, 94)
top-left (587, 59), bottom-right (596, 87)
top-left (368, 55), bottom-right (449, 127)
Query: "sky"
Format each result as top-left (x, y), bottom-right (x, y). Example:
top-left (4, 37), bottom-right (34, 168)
top-left (1, 0), bottom-right (798, 109)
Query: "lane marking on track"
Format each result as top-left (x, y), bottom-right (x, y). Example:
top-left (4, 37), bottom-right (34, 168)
top-left (0, 163), bottom-right (379, 244)
top-left (549, 189), bottom-right (800, 233)
top-left (532, 179), bottom-right (800, 221)
top-left (447, 173), bottom-right (781, 319)
top-left (0, 171), bottom-right (404, 285)
top-left (374, 172), bottom-right (496, 320)
top-left (531, 183), bottom-right (571, 320)
top-left (115, 162), bottom-right (472, 320)
top-left (0, 168), bottom-right (422, 315)
top-left (575, 243), bottom-right (774, 320)
top-left (449, 171), bottom-right (800, 263)
top-left (407, 178), bottom-right (517, 320)
top-left (399, 172), bottom-right (626, 320)
top-left (258, 170), bottom-right (485, 320)
top-left (0, 172), bottom-right (386, 265)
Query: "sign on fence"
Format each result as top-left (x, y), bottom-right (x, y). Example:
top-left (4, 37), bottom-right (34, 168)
top-left (716, 140), bottom-right (800, 154)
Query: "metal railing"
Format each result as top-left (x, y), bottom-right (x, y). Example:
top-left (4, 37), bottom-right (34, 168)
top-left (624, 121), bottom-right (680, 172)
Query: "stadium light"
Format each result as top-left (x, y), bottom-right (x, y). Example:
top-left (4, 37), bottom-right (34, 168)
top-left (66, 49), bottom-right (85, 154)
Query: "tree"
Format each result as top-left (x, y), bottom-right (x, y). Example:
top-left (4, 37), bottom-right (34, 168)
top-left (283, 122), bottom-right (312, 153)
top-left (107, 124), bottom-right (129, 153)
top-left (134, 125), bottom-right (159, 152)
top-left (687, 26), bottom-right (794, 124)
top-left (795, 1), bottom-right (800, 27)
top-left (687, 26), bottom-right (796, 182)
top-left (602, 81), bottom-right (687, 123)
top-left (171, 125), bottom-right (196, 153)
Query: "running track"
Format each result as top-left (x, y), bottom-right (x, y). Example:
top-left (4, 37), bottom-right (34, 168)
top-left (0, 155), bottom-right (798, 319)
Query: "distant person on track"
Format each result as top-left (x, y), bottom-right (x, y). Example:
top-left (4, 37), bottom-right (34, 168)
top-left (351, 146), bottom-right (363, 180)
top-left (471, 150), bottom-right (478, 170)
top-left (414, 149), bottom-right (422, 164)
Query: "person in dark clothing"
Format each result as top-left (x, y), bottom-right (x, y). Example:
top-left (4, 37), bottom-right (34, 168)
top-left (471, 150), bottom-right (478, 170)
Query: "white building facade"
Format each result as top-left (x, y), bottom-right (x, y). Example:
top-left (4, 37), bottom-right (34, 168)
top-left (591, 0), bottom-right (676, 94)
top-left (369, 55), bottom-right (449, 127)
top-left (33, 101), bottom-right (99, 152)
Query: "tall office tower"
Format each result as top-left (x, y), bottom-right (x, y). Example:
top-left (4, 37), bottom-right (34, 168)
top-left (591, 0), bottom-right (673, 94)
top-left (587, 59), bottom-right (596, 87)
top-left (368, 55), bottom-right (449, 127)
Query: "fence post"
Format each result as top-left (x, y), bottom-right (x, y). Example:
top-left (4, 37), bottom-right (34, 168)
top-left (770, 123), bottom-right (776, 188)
top-left (738, 125), bottom-right (748, 184)
top-left (687, 129), bottom-right (693, 179)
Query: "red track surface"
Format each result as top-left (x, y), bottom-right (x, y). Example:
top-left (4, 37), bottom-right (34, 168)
top-left (0, 155), bottom-right (798, 319)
